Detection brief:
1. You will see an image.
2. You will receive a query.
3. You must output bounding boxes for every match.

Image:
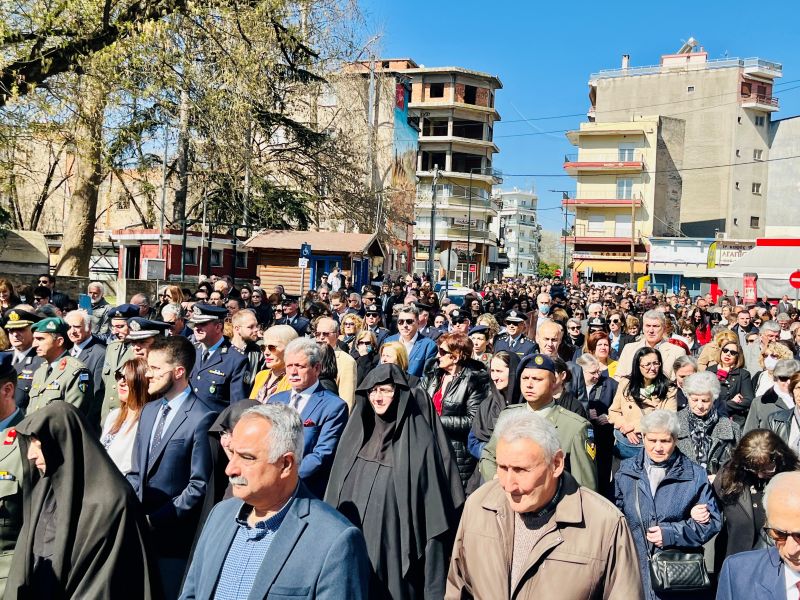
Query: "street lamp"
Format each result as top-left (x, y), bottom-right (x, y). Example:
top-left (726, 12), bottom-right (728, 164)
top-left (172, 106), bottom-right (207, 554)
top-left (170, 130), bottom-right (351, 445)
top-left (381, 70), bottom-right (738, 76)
top-left (427, 165), bottom-right (440, 281)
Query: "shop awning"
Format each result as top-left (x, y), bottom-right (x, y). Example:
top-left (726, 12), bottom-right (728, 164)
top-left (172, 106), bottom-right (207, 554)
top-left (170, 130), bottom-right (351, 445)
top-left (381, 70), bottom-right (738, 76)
top-left (575, 259), bottom-right (646, 275)
top-left (713, 245), bottom-right (799, 297)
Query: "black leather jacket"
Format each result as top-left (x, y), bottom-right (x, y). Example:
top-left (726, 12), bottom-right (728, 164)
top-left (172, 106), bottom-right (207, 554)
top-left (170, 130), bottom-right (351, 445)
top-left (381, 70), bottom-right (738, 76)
top-left (235, 341), bottom-right (266, 390)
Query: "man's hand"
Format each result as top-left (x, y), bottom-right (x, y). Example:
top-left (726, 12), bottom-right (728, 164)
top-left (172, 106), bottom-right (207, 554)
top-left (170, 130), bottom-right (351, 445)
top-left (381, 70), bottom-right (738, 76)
top-left (646, 526), bottom-right (663, 548)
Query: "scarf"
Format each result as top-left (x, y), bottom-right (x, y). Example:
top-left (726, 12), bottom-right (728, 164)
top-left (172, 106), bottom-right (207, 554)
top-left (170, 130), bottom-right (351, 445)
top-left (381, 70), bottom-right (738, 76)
top-left (715, 369), bottom-right (729, 382)
top-left (687, 408), bottom-right (719, 468)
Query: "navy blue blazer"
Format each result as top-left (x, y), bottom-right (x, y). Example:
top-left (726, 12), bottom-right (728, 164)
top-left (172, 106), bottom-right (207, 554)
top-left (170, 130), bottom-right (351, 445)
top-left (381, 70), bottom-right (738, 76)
top-left (190, 339), bottom-right (251, 411)
top-left (385, 333), bottom-right (438, 378)
top-left (269, 386), bottom-right (348, 498)
top-left (717, 547), bottom-right (786, 600)
top-left (180, 485), bottom-right (370, 600)
top-left (127, 391), bottom-right (217, 557)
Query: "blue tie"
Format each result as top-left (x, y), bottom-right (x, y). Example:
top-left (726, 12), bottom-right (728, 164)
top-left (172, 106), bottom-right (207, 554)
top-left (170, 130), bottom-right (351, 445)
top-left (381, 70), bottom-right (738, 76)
top-left (149, 400), bottom-right (171, 460)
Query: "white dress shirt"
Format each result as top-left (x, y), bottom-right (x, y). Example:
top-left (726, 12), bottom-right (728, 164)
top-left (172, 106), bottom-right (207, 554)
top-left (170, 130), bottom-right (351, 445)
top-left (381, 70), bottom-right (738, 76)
top-left (784, 563), bottom-right (800, 600)
top-left (290, 381), bottom-right (320, 415)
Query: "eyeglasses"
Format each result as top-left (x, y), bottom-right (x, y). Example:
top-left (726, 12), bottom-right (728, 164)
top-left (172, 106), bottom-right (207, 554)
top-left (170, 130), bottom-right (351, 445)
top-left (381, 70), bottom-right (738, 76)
top-left (609, 319), bottom-right (620, 324)
top-left (764, 527), bottom-right (800, 544)
top-left (504, 321), bottom-right (520, 326)
top-left (777, 375), bottom-right (791, 382)
top-left (313, 331), bottom-right (336, 338)
top-left (397, 318), bottom-right (415, 325)
top-left (357, 341), bottom-right (371, 347)
top-left (721, 348), bottom-right (739, 356)
top-left (344, 322), bottom-right (356, 327)
top-left (568, 325), bottom-right (580, 330)
top-left (263, 344), bottom-right (279, 353)
top-left (438, 347), bottom-right (453, 357)
top-left (640, 361), bottom-right (661, 369)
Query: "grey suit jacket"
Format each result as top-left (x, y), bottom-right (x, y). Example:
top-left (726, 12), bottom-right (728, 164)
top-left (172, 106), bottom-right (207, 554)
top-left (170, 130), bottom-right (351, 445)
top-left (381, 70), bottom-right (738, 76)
top-left (180, 484), bottom-right (370, 600)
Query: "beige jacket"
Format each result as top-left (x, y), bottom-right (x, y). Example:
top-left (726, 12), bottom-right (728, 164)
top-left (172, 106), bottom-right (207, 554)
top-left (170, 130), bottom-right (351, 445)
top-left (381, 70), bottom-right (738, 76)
top-left (333, 349), bottom-right (357, 411)
top-left (446, 477), bottom-right (642, 600)
top-left (607, 378), bottom-right (678, 433)
top-left (613, 339), bottom-right (686, 381)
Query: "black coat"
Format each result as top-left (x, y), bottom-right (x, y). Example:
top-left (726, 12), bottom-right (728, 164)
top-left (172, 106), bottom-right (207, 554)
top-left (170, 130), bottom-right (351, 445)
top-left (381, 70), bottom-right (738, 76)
top-left (712, 477), bottom-right (770, 573)
top-left (766, 407), bottom-right (793, 444)
top-left (706, 365), bottom-right (754, 426)
top-left (609, 333), bottom-right (636, 361)
top-left (421, 359), bottom-right (493, 488)
top-left (72, 336), bottom-right (108, 431)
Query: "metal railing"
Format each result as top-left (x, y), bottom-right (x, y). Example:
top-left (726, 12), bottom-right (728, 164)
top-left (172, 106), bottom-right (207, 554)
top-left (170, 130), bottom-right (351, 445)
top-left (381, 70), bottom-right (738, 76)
top-left (564, 152), bottom-right (644, 163)
top-left (563, 191), bottom-right (644, 201)
top-left (741, 93), bottom-right (779, 107)
top-left (590, 57), bottom-right (782, 81)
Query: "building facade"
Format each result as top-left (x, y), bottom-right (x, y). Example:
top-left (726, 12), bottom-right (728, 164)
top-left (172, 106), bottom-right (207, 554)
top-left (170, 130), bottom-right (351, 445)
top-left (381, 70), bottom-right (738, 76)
top-left (495, 189), bottom-right (541, 277)
top-left (405, 66), bottom-right (503, 284)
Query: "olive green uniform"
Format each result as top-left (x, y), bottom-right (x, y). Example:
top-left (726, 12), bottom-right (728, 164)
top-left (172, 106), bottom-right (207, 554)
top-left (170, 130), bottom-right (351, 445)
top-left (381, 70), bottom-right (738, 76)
top-left (0, 416), bottom-right (24, 597)
top-left (28, 354), bottom-right (94, 425)
top-left (100, 339), bottom-right (134, 421)
top-left (479, 403), bottom-right (598, 492)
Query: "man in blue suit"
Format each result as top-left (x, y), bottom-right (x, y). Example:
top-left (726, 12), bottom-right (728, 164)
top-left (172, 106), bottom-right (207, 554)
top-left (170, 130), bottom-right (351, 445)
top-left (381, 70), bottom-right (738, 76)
top-left (181, 403), bottom-right (369, 599)
top-left (127, 335), bottom-right (217, 600)
top-left (717, 471), bottom-right (800, 600)
top-left (269, 337), bottom-right (348, 498)
top-left (384, 304), bottom-right (438, 378)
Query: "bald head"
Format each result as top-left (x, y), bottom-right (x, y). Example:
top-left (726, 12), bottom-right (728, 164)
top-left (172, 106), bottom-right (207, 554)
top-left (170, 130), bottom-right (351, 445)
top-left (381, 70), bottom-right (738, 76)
top-left (535, 321), bottom-right (563, 357)
top-left (765, 471), bottom-right (800, 572)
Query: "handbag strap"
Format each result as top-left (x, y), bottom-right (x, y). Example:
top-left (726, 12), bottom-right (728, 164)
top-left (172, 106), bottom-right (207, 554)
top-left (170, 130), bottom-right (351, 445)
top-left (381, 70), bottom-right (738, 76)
top-left (633, 480), bottom-right (655, 558)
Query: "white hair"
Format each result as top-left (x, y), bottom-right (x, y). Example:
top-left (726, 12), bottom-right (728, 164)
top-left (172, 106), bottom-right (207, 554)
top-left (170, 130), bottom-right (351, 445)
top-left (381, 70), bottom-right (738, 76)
top-left (494, 410), bottom-right (562, 465)
top-left (575, 353), bottom-right (601, 370)
top-left (240, 403), bottom-right (304, 462)
top-left (284, 337), bottom-right (322, 367)
top-left (87, 281), bottom-right (103, 293)
top-left (65, 309), bottom-right (91, 331)
top-left (640, 409), bottom-right (679, 438)
top-left (682, 371), bottom-right (721, 401)
top-left (161, 303), bottom-right (184, 320)
top-left (642, 310), bottom-right (666, 326)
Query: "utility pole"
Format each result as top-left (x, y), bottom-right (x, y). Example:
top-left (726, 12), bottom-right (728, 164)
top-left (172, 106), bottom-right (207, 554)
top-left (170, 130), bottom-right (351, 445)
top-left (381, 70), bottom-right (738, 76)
top-left (427, 165), bottom-right (440, 281)
top-left (549, 190), bottom-right (572, 279)
top-left (629, 197), bottom-right (636, 286)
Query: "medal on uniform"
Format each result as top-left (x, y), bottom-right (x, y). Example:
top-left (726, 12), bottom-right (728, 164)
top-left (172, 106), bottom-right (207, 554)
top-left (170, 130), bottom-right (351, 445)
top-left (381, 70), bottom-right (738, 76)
top-left (210, 385), bottom-right (216, 394)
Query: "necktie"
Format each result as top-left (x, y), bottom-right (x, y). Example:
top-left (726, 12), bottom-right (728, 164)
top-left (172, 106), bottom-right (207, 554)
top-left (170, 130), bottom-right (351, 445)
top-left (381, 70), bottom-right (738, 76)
top-left (71, 347), bottom-right (80, 357)
top-left (290, 392), bottom-right (302, 412)
top-left (201, 349), bottom-right (209, 363)
top-left (150, 401), bottom-right (172, 457)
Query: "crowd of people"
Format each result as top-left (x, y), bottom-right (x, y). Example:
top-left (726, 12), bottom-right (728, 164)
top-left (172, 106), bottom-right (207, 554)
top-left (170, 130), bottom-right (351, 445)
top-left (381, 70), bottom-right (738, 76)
top-left (0, 271), bottom-right (799, 599)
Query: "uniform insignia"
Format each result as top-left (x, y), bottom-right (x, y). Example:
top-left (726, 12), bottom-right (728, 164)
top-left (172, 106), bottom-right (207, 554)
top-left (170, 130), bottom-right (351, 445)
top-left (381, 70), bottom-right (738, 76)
top-left (534, 355), bottom-right (544, 366)
top-left (3, 430), bottom-right (16, 445)
top-left (209, 369), bottom-right (225, 376)
top-left (585, 427), bottom-right (596, 461)
top-left (47, 321), bottom-right (57, 331)
top-left (221, 347), bottom-right (228, 354)
top-left (8, 311), bottom-right (19, 322)
top-left (59, 358), bottom-right (67, 370)
top-left (79, 373), bottom-right (90, 381)
top-left (209, 385), bottom-right (216, 394)
top-left (129, 320), bottom-right (141, 331)
top-left (46, 383), bottom-right (61, 390)
top-left (0, 472), bottom-right (16, 481)
top-left (192, 305), bottom-right (203, 316)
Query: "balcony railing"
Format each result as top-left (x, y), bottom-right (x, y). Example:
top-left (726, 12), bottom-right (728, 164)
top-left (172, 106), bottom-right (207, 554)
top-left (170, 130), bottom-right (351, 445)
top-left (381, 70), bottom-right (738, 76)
top-left (741, 93), bottom-right (779, 108)
top-left (590, 57), bottom-right (782, 81)
top-left (564, 152), bottom-right (644, 163)
top-left (562, 191), bottom-right (644, 208)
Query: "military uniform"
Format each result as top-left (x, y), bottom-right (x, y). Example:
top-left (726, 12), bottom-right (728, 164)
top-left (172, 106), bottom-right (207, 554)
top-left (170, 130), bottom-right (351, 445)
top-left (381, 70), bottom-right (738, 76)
top-left (474, 352), bottom-right (493, 369)
top-left (28, 354), bottom-right (94, 423)
top-left (479, 403), bottom-right (598, 492)
top-left (493, 333), bottom-right (536, 359)
top-left (100, 339), bottom-right (134, 421)
top-left (9, 350), bottom-right (44, 411)
top-left (191, 339), bottom-right (250, 411)
top-left (0, 417), bottom-right (24, 597)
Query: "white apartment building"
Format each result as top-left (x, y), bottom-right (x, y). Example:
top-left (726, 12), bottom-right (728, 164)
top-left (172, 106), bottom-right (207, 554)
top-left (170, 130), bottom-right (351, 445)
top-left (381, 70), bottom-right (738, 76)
top-left (495, 189), bottom-right (541, 277)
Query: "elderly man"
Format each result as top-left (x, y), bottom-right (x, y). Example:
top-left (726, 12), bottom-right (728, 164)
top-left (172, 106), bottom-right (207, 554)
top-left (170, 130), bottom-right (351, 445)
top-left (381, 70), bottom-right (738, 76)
top-left (65, 309), bottom-right (107, 422)
top-left (268, 338), bottom-right (348, 498)
top-left (448, 410), bottom-right (641, 599)
top-left (614, 310), bottom-right (686, 380)
top-left (312, 317), bottom-right (357, 411)
top-left (581, 302), bottom-right (603, 335)
top-left (130, 292), bottom-right (154, 320)
top-left (161, 303), bottom-right (192, 338)
top-left (384, 304), bottom-right (438, 378)
top-left (276, 296), bottom-right (310, 336)
top-left (534, 319), bottom-right (587, 407)
top-left (4, 307), bottom-right (45, 410)
top-left (717, 471), bottom-right (800, 600)
top-left (87, 282), bottom-right (112, 335)
top-left (744, 320), bottom-right (781, 377)
top-left (481, 354), bottom-right (597, 491)
top-left (181, 404), bottom-right (369, 599)
top-left (777, 312), bottom-right (793, 340)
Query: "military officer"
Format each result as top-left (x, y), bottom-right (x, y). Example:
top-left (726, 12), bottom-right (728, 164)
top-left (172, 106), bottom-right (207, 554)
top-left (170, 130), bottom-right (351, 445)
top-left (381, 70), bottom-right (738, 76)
top-left (0, 354), bottom-right (25, 596)
top-left (188, 304), bottom-right (250, 411)
top-left (415, 302), bottom-right (442, 341)
top-left (100, 304), bottom-right (139, 420)
top-left (126, 317), bottom-right (171, 359)
top-left (3, 307), bottom-right (45, 411)
top-left (479, 354), bottom-right (597, 491)
top-left (493, 310), bottom-right (536, 358)
top-left (468, 324), bottom-right (493, 368)
top-left (362, 305), bottom-right (390, 348)
top-left (27, 318), bottom-right (95, 426)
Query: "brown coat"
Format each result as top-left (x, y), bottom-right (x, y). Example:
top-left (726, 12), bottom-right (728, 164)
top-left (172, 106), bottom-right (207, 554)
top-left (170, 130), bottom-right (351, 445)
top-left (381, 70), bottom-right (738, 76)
top-left (446, 476), bottom-right (642, 600)
top-left (607, 378), bottom-right (678, 433)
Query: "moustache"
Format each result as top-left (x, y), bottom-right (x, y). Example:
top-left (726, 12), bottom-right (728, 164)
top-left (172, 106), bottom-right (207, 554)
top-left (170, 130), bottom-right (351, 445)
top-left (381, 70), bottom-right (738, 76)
top-left (229, 476), bottom-right (248, 486)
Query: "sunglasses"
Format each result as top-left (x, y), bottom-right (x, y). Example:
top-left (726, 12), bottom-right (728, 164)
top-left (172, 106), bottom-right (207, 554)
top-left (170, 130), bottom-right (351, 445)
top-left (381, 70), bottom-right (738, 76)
top-left (568, 326), bottom-right (580, 331)
top-left (437, 348), bottom-right (453, 357)
top-left (721, 348), bottom-right (739, 356)
top-left (777, 375), bottom-right (791, 382)
top-left (263, 344), bottom-right (279, 353)
top-left (357, 341), bottom-right (371, 347)
top-left (397, 318), bottom-right (415, 325)
top-left (764, 527), bottom-right (800, 544)
top-left (504, 321), bottom-right (520, 326)
top-left (609, 318), bottom-right (620, 324)
top-left (313, 331), bottom-right (335, 338)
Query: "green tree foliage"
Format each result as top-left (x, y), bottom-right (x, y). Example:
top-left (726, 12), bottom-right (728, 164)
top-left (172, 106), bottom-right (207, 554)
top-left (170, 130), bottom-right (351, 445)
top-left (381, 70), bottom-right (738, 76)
top-left (538, 261), bottom-right (559, 279)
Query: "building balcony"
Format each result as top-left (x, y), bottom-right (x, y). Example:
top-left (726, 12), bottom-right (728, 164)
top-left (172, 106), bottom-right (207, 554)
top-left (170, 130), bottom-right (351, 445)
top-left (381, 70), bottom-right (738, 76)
top-left (562, 191), bottom-right (644, 209)
top-left (415, 193), bottom-right (496, 213)
top-left (560, 235), bottom-right (642, 246)
top-left (414, 225), bottom-right (497, 245)
top-left (742, 58), bottom-right (783, 79)
top-left (563, 152), bottom-right (645, 174)
top-left (417, 134), bottom-right (499, 153)
top-left (417, 169), bottom-right (502, 185)
top-left (741, 93), bottom-right (779, 112)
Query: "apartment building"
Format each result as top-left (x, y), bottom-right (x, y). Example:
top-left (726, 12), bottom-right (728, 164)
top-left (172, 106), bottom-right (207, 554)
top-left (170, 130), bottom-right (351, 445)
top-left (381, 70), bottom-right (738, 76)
top-left (405, 66), bottom-right (503, 284)
top-left (495, 189), bottom-right (541, 277)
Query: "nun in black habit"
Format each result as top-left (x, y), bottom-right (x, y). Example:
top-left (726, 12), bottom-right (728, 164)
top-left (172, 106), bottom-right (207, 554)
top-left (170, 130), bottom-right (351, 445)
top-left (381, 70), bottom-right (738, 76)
top-left (325, 364), bottom-right (464, 600)
top-left (6, 402), bottom-right (161, 599)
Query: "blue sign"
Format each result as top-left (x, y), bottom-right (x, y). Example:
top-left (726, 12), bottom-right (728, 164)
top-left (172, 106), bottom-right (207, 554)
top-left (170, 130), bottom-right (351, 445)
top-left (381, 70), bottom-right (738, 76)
top-left (301, 243), bottom-right (312, 259)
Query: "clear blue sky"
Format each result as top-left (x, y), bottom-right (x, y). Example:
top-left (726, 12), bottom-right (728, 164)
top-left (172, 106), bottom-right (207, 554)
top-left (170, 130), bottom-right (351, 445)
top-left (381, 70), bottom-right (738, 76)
top-left (359, 0), bottom-right (800, 233)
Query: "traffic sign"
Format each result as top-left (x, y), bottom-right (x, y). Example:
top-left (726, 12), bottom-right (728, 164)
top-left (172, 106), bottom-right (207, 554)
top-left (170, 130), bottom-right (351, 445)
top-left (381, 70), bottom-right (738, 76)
top-left (790, 270), bottom-right (800, 289)
top-left (300, 243), bottom-right (312, 259)
top-left (554, 268), bottom-right (563, 277)
top-left (298, 258), bottom-right (309, 269)
top-left (469, 263), bottom-right (477, 273)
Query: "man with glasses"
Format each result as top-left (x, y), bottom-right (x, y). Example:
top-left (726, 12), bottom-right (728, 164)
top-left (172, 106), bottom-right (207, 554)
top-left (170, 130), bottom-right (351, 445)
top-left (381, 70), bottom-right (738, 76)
top-left (449, 309), bottom-right (471, 335)
top-left (717, 471), bottom-right (800, 600)
top-left (363, 306), bottom-right (389, 347)
top-left (313, 317), bottom-right (357, 411)
top-left (384, 304), bottom-right (437, 378)
top-left (36, 274), bottom-right (69, 311)
top-left (745, 320), bottom-right (781, 377)
top-left (493, 310), bottom-right (535, 359)
top-left (31, 286), bottom-right (53, 311)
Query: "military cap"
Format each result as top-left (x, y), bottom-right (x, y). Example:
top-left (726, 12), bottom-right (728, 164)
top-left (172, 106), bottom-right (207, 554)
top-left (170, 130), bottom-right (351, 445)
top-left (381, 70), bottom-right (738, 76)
top-left (587, 316), bottom-right (607, 330)
top-left (450, 309), bottom-right (470, 324)
top-left (364, 305), bottom-right (382, 317)
top-left (188, 303), bottom-right (228, 324)
top-left (519, 353), bottom-right (556, 374)
top-left (31, 317), bottom-right (68, 336)
top-left (4, 308), bottom-right (43, 330)
top-left (504, 310), bottom-right (526, 323)
top-left (468, 325), bottom-right (490, 337)
top-left (126, 317), bottom-right (171, 341)
top-left (362, 290), bottom-right (377, 300)
top-left (109, 304), bottom-right (140, 321)
top-left (0, 353), bottom-right (14, 379)
top-left (282, 295), bottom-right (299, 304)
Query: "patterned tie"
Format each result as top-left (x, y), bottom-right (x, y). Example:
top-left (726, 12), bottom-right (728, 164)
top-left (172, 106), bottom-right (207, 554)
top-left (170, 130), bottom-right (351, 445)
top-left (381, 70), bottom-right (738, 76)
top-left (290, 392), bottom-right (302, 412)
top-left (149, 401), bottom-right (172, 461)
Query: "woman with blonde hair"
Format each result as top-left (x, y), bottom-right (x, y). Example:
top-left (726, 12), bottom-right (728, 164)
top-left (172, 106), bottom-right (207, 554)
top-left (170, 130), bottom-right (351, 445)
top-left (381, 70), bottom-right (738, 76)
top-left (250, 324), bottom-right (298, 402)
top-left (339, 313), bottom-right (363, 351)
top-left (380, 340), bottom-right (410, 373)
top-left (475, 313), bottom-right (500, 342)
top-left (752, 341), bottom-right (795, 397)
top-left (697, 329), bottom-right (739, 371)
top-left (0, 279), bottom-right (19, 312)
top-left (162, 284), bottom-right (184, 305)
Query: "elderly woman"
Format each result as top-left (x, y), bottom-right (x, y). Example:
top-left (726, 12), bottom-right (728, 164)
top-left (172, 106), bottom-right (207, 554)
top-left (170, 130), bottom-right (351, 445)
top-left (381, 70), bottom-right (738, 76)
top-left (752, 340), bottom-right (794, 397)
top-left (380, 341), bottom-right (410, 373)
top-left (421, 332), bottom-right (493, 489)
top-left (565, 317), bottom-right (584, 352)
top-left (766, 371), bottom-right (800, 446)
top-left (614, 410), bottom-right (721, 600)
top-left (350, 330), bottom-right (379, 385)
top-left (676, 372), bottom-right (741, 476)
top-left (705, 337), bottom-right (753, 426)
top-left (608, 347), bottom-right (678, 459)
top-left (339, 314), bottom-right (363, 352)
top-left (325, 365), bottom-right (464, 599)
top-left (712, 429), bottom-right (800, 571)
top-left (744, 358), bottom-right (800, 433)
top-left (249, 324), bottom-right (298, 402)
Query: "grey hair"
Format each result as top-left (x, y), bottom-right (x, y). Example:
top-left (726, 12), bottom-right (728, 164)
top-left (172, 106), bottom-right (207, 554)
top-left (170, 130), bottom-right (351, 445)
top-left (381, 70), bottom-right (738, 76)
top-left (761, 320), bottom-right (781, 334)
top-left (240, 403), bottom-right (304, 462)
top-left (161, 303), bottom-right (184, 320)
top-left (567, 317), bottom-right (581, 328)
top-left (777, 312), bottom-right (791, 322)
top-left (682, 371), bottom-right (721, 401)
top-left (65, 309), bottom-right (91, 331)
top-left (774, 359), bottom-right (800, 378)
top-left (575, 353), bottom-right (601, 370)
top-left (284, 336), bottom-right (322, 367)
top-left (642, 310), bottom-right (667, 326)
top-left (87, 281), bottom-right (104, 293)
top-left (396, 304), bottom-right (419, 317)
top-left (37, 304), bottom-right (60, 318)
top-left (673, 355), bottom-right (698, 373)
top-left (764, 472), bottom-right (800, 520)
top-left (587, 302), bottom-right (602, 313)
top-left (640, 409), bottom-right (680, 438)
top-left (494, 410), bottom-right (562, 465)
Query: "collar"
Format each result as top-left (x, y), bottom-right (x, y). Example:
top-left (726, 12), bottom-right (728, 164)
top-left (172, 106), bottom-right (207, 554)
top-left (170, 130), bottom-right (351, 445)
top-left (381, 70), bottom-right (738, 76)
top-left (0, 408), bottom-right (20, 431)
top-left (784, 561), bottom-right (800, 596)
top-left (163, 385), bottom-right (192, 410)
top-left (402, 332), bottom-right (419, 346)
top-left (203, 337), bottom-right (225, 354)
top-left (49, 351), bottom-right (69, 368)
top-left (75, 336), bottom-right (93, 352)
top-left (235, 490), bottom-right (296, 538)
top-left (293, 380), bottom-right (320, 400)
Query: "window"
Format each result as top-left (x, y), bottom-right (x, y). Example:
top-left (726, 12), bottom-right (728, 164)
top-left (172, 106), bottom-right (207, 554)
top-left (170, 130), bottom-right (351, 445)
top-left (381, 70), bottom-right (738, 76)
top-left (735, 149), bottom-right (741, 157)
top-left (464, 85), bottom-right (477, 105)
top-left (737, 116), bottom-right (742, 124)
top-left (687, 86), bottom-right (695, 93)
top-left (429, 82), bottom-right (444, 98)
top-left (587, 214), bottom-right (604, 233)
top-left (750, 216), bottom-right (760, 228)
top-left (235, 251), bottom-right (247, 269)
top-left (618, 143), bottom-right (635, 161)
top-left (752, 182), bottom-right (762, 195)
top-left (753, 149), bottom-right (764, 160)
top-left (210, 250), bottom-right (222, 267)
top-left (616, 178), bottom-right (634, 199)
top-left (755, 115), bottom-right (766, 127)
top-left (735, 182), bottom-right (740, 190)
top-left (614, 214), bottom-right (632, 237)
top-left (116, 194), bottom-right (131, 210)
top-left (183, 248), bottom-right (197, 265)
top-left (381, 61), bottom-right (390, 69)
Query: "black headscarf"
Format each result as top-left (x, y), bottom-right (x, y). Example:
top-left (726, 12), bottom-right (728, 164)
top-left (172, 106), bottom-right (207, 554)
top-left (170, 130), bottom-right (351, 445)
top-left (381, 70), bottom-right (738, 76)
top-left (6, 402), bottom-right (161, 600)
top-left (325, 364), bottom-right (464, 581)
top-left (471, 351), bottom-right (521, 445)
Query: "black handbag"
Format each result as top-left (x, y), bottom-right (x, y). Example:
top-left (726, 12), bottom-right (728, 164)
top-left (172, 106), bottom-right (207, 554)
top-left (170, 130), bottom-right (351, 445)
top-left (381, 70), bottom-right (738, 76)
top-left (634, 481), bottom-right (712, 593)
